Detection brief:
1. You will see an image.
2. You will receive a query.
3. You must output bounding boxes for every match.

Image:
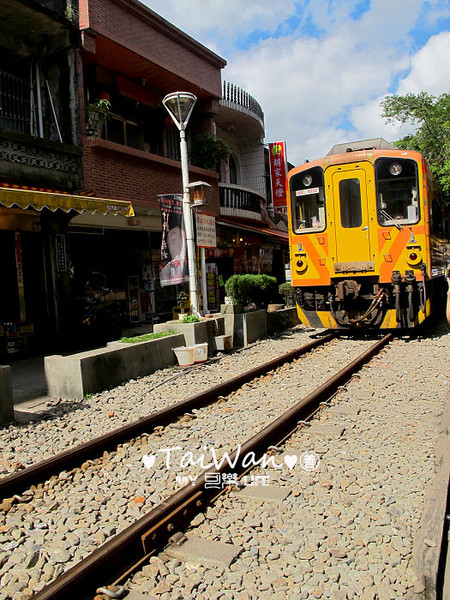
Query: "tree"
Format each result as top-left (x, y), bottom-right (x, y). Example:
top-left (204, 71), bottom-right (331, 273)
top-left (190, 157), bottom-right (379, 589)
top-left (381, 92), bottom-right (450, 205)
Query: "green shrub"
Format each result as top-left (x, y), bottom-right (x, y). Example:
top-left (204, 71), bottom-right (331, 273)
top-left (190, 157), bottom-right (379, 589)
top-left (181, 314), bottom-right (201, 323)
top-left (120, 329), bottom-right (176, 343)
top-left (279, 282), bottom-right (296, 307)
top-left (224, 274), bottom-right (278, 309)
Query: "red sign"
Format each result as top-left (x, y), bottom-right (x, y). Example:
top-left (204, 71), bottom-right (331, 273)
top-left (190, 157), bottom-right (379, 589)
top-left (269, 141), bottom-right (288, 212)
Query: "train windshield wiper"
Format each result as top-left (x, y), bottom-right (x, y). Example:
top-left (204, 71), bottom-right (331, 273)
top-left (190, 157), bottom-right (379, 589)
top-left (380, 209), bottom-right (403, 230)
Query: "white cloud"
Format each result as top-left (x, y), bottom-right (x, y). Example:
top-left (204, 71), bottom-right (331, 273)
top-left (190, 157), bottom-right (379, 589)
top-left (397, 31), bottom-right (450, 94)
top-left (140, 0), bottom-right (449, 165)
top-left (142, 0), bottom-right (297, 50)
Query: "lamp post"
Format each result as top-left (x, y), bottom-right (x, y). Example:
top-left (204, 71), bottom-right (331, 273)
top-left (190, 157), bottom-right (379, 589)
top-left (162, 91), bottom-right (199, 315)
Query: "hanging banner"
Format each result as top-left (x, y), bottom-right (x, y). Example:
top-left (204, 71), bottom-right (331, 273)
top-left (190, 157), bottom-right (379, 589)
top-left (196, 213), bottom-right (216, 248)
top-left (269, 141), bottom-right (288, 212)
top-left (158, 194), bottom-right (188, 287)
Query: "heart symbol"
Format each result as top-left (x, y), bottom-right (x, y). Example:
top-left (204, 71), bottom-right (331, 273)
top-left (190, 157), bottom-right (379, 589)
top-left (284, 455), bottom-right (298, 469)
top-left (142, 454), bottom-right (156, 469)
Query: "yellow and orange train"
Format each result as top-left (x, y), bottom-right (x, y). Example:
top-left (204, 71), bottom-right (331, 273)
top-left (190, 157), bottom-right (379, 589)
top-left (286, 139), bottom-right (450, 329)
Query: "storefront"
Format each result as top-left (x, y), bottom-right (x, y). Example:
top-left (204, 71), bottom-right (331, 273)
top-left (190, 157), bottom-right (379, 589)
top-left (205, 219), bottom-right (289, 308)
top-left (0, 186), bottom-right (133, 357)
top-left (68, 207), bottom-right (184, 331)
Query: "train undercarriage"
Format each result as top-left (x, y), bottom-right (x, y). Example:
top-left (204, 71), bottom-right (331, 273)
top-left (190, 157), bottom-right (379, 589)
top-left (294, 272), bottom-right (447, 329)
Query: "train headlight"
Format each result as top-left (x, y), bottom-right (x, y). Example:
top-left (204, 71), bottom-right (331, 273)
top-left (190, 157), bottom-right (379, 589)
top-left (302, 175), bottom-right (313, 187)
top-left (389, 162), bottom-right (402, 176)
top-left (407, 251), bottom-right (422, 266)
top-left (295, 258), bottom-right (308, 273)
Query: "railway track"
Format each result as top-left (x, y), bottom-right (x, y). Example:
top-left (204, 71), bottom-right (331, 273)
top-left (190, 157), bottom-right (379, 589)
top-left (0, 334), bottom-right (332, 500)
top-left (20, 333), bottom-right (392, 600)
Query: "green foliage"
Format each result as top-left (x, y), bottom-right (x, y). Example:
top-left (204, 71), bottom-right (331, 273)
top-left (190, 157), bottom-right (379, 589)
top-left (224, 274), bottom-right (278, 309)
top-left (190, 133), bottom-right (231, 170)
top-left (89, 99), bottom-right (111, 113)
top-left (381, 92), bottom-right (450, 205)
top-left (181, 314), bottom-right (201, 323)
top-left (120, 330), bottom-right (176, 343)
top-left (86, 99), bottom-right (111, 134)
top-left (279, 282), bottom-right (295, 307)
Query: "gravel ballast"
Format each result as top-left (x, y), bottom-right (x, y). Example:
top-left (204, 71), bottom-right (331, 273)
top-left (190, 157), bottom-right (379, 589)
top-left (0, 322), bottom-right (448, 600)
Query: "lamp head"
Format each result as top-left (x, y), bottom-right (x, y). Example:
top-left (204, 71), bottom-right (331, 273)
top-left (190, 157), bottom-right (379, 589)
top-left (186, 181), bottom-right (212, 207)
top-left (163, 91), bottom-right (197, 130)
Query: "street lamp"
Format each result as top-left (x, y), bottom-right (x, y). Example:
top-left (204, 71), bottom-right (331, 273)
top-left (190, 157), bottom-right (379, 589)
top-left (162, 91), bottom-right (199, 315)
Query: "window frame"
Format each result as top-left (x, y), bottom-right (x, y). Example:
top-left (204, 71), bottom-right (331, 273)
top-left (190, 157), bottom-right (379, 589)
top-left (374, 157), bottom-right (421, 227)
top-left (290, 166), bottom-right (326, 234)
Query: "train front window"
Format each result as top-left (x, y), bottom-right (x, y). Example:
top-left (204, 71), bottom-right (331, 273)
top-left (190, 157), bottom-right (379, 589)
top-left (290, 166), bottom-right (325, 233)
top-left (339, 178), bottom-right (362, 228)
top-left (375, 158), bottom-right (420, 226)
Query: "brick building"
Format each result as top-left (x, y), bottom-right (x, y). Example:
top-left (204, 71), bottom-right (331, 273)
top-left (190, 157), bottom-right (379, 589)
top-left (70, 0), bottom-right (227, 322)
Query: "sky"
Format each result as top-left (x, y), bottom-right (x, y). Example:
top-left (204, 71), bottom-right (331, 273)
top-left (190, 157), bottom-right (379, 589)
top-left (142, 0), bottom-right (450, 166)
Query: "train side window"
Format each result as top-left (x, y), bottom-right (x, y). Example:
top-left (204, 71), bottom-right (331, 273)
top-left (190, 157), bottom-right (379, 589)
top-left (375, 158), bottom-right (420, 226)
top-left (339, 178), bottom-right (362, 228)
top-left (290, 167), bottom-right (325, 233)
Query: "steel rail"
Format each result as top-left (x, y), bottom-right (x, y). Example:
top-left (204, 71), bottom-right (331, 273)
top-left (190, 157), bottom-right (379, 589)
top-left (31, 333), bottom-right (392, 600)
top-left (1, 334), bottom-right (333, 499)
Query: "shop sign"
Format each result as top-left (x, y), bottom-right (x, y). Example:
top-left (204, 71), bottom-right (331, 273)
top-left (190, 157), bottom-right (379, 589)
top-left (269, 141), bottom-right (288, 212)
top-left (14, 232), bottom-right (26, 321)
top-left (128, 275), bottom-right (141, 322)
top-left (196, 213), bottom-right (216, 248)
top-left (55, 234), bottom-right (67, 272)
top-left (158, 194), bottom-right (188, 287)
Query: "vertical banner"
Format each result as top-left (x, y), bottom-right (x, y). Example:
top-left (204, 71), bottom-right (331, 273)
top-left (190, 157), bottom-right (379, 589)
top-left (269, 141), bottom-right (288, 213)
top-left (158, 194), bottom-right (188, 287)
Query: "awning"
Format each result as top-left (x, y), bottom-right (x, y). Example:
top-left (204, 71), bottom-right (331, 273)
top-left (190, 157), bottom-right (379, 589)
top-left (217, 218), bottom-right (289, 241)
top-left (0, 187), bottom-right (134, 217)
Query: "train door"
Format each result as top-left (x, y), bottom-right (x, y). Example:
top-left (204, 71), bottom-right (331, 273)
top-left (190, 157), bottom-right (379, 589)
top-left (330, 166), bottom-right (372, 264)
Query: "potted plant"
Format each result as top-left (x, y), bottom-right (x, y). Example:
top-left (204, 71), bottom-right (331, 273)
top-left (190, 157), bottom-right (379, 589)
top-left (86, 98), bottom-right (111, 137)
top-left (224, 274), bottom-right (278, 311)
top-left (190, 133), bottom-right (231, 170)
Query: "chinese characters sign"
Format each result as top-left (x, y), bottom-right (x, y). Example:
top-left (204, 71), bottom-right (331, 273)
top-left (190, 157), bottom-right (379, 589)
top-left (269, 141), bottom-right (288, 212)
top-left (195, 213), bottom-right (216, 248)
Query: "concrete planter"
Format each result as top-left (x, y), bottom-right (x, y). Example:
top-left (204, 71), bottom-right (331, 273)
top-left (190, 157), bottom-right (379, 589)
top-left (223, 309), bottom-right (267, 348)
top-left (154, 316), bottom-right (225, 357)
top-left (44, 332), bottom-right (185, 399)
top-left (267, 307), bottom-right (300, 335)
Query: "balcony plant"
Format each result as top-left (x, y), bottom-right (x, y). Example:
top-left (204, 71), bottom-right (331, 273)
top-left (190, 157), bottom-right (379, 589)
top-left (190, 133), bottom-right (230, 170)
top-left (86, 99), bottom-right (111, 137)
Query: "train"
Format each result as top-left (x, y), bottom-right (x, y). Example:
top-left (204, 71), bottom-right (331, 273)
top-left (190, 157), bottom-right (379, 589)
top-left (286, 138), bottom-right (450, 329)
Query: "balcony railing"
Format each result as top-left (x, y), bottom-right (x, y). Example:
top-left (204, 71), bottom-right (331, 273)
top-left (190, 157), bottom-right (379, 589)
top-left (87, 111), bottom-right (181, 161)
top-left (221, 81), bottom-right (264, 123)
top-left (220, 184), bottom-right (265, 221)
